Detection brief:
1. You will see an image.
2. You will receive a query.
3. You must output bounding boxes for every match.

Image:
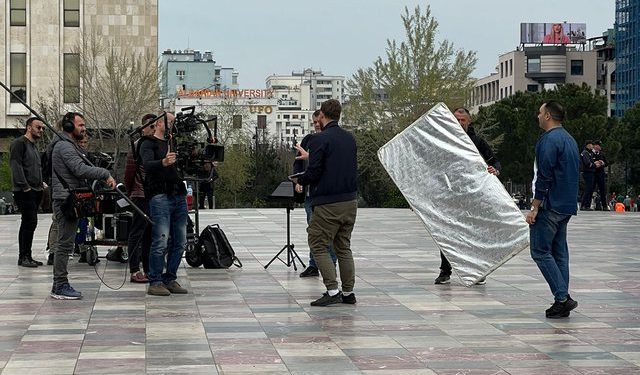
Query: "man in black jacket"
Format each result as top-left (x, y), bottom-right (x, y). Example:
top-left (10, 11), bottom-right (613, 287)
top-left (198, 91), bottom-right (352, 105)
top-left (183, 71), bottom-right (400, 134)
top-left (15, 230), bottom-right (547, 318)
top-left (293, 110), bottom-right (338, 278)
top-left (579, 140), bottom-right (596, 210)
top-left (292, 99), bottom-right (358, 306)
top-left (10, 117), bottom-right (46, 267)
top-left (140, 113), bottom-right (189, 296)
top-left (434, 107), bottom-right (501, 285)
top-left (592, 140), bottom-right (608, 211)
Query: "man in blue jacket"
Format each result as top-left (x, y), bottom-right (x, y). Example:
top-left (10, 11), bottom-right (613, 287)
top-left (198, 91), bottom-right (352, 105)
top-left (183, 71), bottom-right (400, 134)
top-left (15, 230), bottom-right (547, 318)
top-left (292, 99), bottom-right (358, 306)
top-left (526, 101), bottom-right (580, 319)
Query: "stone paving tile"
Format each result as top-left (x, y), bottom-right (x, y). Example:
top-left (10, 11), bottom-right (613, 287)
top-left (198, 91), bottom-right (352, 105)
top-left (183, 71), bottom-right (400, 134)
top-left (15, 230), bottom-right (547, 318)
top-left (0, 209), bottom-right (638, 374)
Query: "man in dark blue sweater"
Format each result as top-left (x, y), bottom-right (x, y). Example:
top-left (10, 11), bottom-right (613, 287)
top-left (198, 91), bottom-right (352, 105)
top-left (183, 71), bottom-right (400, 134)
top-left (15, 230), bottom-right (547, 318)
top-left (292, 99), bottom-right (358, 306)
top-left (527, 100), bottom-right (580, 319)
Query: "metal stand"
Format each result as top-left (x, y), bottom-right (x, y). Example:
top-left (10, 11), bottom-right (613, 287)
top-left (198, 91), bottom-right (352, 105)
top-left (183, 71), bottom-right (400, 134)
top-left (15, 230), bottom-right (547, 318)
top-left (264, 206), bottom-right (306, 270)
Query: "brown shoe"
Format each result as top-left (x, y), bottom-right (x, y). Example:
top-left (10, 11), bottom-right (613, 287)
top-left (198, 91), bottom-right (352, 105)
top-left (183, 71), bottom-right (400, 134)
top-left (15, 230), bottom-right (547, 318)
top-left (165, 281), bottom-right (188, 294)
top-left (147, 283), bottom-right (171, 296)
top-left (130, 271), bottom-right (149, 283)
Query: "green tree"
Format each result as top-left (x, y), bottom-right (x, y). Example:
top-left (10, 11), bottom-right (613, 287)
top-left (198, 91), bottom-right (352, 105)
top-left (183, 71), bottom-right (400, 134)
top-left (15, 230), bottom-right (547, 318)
top-left (473, 84), bottom-right (614, 197)
top-left (215, 144), bottom-right (251, 208)
top-left (344, 4), bottom-right (477, 207)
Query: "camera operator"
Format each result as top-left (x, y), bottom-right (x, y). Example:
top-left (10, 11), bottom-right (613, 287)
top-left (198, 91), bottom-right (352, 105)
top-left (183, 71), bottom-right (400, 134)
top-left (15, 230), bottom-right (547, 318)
top-left (51, 112), bottom-right (116, 300)
top-left (123, 113), bottom-right (156, 283)
top-left (139, 112), bottom-right (189, 296)
top-left (10, 117), bottom-right (46, 267)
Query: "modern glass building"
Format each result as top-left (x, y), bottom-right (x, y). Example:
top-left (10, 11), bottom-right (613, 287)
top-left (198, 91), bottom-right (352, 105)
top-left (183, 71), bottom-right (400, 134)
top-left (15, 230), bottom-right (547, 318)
top-left (615, 0), bottom-right (640, 117)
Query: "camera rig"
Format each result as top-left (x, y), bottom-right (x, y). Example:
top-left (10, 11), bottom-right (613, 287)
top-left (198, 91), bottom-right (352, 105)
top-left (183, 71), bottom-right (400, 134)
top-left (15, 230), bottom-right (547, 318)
top-left (169, 106), bottom-right (224, 180)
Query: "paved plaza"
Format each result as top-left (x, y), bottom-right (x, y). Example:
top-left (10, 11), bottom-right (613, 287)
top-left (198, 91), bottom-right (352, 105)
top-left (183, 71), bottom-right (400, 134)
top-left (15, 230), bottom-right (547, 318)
top-left (0, 208), bottom-right (638, 374)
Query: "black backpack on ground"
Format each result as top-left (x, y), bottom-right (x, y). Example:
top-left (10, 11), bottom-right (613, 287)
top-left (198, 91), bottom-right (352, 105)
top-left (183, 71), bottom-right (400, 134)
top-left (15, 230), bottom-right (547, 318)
top-left (198, 224), bottom-right (242, 269)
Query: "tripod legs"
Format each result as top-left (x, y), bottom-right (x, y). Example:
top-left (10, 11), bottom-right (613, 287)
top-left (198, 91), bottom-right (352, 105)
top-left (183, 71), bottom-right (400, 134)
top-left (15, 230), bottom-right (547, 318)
top-left (264, 243), bottom-right (306, 270)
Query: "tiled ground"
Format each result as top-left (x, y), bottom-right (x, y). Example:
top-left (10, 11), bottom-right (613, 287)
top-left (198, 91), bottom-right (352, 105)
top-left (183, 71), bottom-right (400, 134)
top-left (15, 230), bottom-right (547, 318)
top-left (0, 208), bottom-right (638, 375)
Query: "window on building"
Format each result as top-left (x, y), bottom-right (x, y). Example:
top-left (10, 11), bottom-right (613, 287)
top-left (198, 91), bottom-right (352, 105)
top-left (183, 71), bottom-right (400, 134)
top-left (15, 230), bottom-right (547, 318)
top-left (10, 0), bottom-right (26, 26)
top-left (64, 0), bottom-right (80, 27)
top-left (10, 53), bottom-right (27, 103)
top-left (571, 60), bottom-right (584, 75)
top-left (292, 114), bottom-right (298, 119)
top-left (500, 88), bottom-right (503, 99)
top-left (277, 115), bottom-right (280, 119)
top-left (232, 75), bottom-right (238, 85)
top-left (214, 69), bottom-right (220, 76)
top-left (527, 58), bottom-right (541, 73)
top-left (63, 53), bottom-right (80, 103)
top-left (176, 70), bottom-right (185, 78)
top-left (285, 129), bottom-right (290, 135)
top-left (500, 62), bottom-right (504, 78)
top-left (509, 59), bottom-right (513, 76)
top-left (257, 115), bottom-right (267, 129)
top-left (301, 115), bottom-right (305, 119)
top-left (283, 114), bottom-right (290, 119)
top-left (509, 86), bottom-right (513, 96)
top-left (527, 84), bottom-right (539, 92)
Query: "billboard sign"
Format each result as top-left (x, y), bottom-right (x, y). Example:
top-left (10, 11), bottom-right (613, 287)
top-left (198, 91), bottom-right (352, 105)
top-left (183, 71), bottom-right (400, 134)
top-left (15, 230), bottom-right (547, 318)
top-left (520, 23), bottom-right (586, 44)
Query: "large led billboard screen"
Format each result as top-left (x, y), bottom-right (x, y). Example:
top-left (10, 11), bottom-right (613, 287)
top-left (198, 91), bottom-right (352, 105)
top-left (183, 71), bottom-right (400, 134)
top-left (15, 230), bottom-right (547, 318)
top-left (520, 23), bottom-right (586, 44)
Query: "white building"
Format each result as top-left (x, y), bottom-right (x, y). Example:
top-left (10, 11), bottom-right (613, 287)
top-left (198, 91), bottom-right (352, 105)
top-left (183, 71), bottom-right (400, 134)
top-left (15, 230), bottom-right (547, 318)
top-left (266, 68), bottom-right (346, 111)
top-left (170, 69), bottom-right (346, 145)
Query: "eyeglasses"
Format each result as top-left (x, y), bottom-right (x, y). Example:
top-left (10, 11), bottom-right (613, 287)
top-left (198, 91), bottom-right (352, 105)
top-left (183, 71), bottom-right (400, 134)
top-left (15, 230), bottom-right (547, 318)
top-left (149, 124), bottom-right (155, 129)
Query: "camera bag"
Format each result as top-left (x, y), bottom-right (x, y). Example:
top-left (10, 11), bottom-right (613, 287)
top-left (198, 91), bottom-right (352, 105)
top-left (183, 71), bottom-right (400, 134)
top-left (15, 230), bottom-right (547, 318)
top-left (198, 224), bottom-right (242, 269)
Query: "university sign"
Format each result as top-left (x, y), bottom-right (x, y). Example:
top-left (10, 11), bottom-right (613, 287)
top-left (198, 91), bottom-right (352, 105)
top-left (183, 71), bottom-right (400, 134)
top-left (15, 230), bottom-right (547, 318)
top-left (178, 88), bottom-right (274, 98)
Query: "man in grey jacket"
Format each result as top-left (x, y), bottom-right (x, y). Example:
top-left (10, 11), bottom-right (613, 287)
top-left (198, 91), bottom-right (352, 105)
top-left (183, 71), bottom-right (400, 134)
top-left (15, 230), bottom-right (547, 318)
top-left (50, 112), bottom-right (115, 299)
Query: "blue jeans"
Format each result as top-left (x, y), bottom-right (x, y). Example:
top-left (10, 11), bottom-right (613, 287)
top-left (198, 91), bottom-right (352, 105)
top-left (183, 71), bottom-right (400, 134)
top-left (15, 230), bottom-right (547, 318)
top-left (148, 194), bottom-right (188, 285)
top-left (304, 197), bottom-right (337, 268)
top-left (530, 208), bottom-right (572, 302)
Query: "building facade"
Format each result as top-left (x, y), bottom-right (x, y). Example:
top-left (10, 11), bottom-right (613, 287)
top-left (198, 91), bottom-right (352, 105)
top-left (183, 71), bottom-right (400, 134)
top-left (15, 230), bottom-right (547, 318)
top-left (470, 46), bottom-right (597, 113)
top-left (161, 48), bottom-right (239, 98)
top-left (265, 68), bottom-right (345, 111)
top-left (1, 0), bottom-right (158, 139)
top-left (615, 0), bottom-right (640, 117)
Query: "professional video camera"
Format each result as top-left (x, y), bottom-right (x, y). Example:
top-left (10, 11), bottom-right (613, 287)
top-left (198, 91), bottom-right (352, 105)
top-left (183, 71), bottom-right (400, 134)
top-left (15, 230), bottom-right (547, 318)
top-left (170, 106), bottom-right (224, 179)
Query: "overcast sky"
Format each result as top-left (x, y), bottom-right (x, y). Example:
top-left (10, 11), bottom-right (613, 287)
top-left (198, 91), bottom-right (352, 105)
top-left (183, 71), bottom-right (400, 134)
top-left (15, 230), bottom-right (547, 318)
top-left (158, 0), bottom-right (615, 88)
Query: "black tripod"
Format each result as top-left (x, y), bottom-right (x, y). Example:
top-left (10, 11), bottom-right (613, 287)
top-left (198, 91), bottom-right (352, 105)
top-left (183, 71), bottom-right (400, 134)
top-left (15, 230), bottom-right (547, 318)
top-left (264, 182), bottom-right (306, 270)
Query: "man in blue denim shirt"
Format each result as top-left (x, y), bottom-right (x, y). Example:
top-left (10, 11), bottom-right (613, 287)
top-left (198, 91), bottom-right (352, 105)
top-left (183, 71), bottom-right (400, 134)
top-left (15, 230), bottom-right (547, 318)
top-left (526, 101), bottom-right (580, 319)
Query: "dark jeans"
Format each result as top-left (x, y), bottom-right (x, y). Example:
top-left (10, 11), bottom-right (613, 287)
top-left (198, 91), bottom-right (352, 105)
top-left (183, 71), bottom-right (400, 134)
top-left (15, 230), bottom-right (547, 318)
top-left (580, 172), bottom-right (595, 209)
top-left (304, 197), bottom-right (337, 268)
top-left (148, 194), bottom-right (188, 286)
top-left (199, 189), bottom-right (213, 209)
top-left (52, 199), bottom-right (79, 287)
top-left (594, 172), bottom-right (607, 208)
top-left (13, 190), bottom-right (43, 260)
top-left (127, 197), bottom-right (150, 274)
top-left (530, 208), bottom-right (572, 302)
top-left (307, 200), bottom-right (357, 292)
top-left (439, 251), bottom-right (451, 275)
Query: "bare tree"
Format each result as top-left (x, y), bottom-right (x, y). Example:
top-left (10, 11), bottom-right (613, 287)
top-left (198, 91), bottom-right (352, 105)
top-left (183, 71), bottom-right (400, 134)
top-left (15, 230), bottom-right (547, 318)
top-left (36, 31), bottom-right (159, 179)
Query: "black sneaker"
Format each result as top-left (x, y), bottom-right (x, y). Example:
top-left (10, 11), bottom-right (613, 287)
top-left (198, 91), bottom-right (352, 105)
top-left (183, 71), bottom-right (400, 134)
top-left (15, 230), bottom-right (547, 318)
top-left (546, 296), bottom-right (578, 319)
top-left (78, 251), bottom-right (87, 263)
top-left (28, 258), bottom-right (44, 266)
top-left (18, 258), bottom-right (38, 268)
top-left (342, 292), bottom-right (357, 304)
top-left (310, 292), bottom-right (343, 306)
top-left (434, 272), bottom-right (451, 284)
top-left (300, 266), bottom-right (319, 278)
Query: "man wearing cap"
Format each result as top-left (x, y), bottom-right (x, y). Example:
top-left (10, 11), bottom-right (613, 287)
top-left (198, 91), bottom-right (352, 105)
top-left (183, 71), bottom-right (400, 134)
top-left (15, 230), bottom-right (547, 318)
top-left (579, 140), bottom-right (596, 211)
top-left (592, 141), bottom-right (609, 211)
